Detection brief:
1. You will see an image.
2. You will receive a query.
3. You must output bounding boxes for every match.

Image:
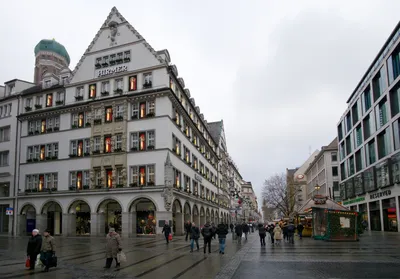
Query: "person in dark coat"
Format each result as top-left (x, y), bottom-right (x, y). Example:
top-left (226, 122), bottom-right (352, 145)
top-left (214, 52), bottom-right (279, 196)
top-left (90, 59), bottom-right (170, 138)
top-left (211, 222), bottom-right (217, 239)
top-left (184, 221), bottom-right (192, 241)
top-left (297, 223), bottom-right (304, 239)
top-left (229, 223), bottom-right (234, 233)
top-left (26, 229), bottom-right (42, 270)
top-left (162, 221), bottom-right (171, 244)
top-left (235, 223), bottom-right (243, 244)
top-left (282, 223), bottom-right (288, 242)
top-left (216, 223), bottom-right (229, 254)
top-left (258, 224), bottom-right (266, 246)
top-left (190, 222), bottom-right (200, 252)
top-left (287, 221), bottom-right (295, 244)
top-left (267, 224), bottom-right (275, 244)
top-left (201, 221), bottom-right (213, 254)
top-left (242, 222), bottom-right (249, 240)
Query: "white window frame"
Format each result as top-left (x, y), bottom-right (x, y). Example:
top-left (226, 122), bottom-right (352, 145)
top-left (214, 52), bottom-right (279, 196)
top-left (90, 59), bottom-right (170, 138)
top-left (54, 117), bottom-right (60, 128)
top-left (26, 98), bottom-right (32, 107)
top-left (131, 133), bottom-right (138, 149)
top-left (143, 73), bottom-right (152, 84)
top-left (116, 134), bottom-right (122, 150)
top-left (52, 143), bottom-right (58, 158)
top-left (116, 168), bottom-right (123, 185)
top-left (147, 131), bottom-right (155, 147)
top-left (34, 146), bottom-right (40, 159)
top-left (94, 137), bottom-right (101, 151)
top-left (70, 172), bottom-right (77, 186)
top-left (148, 100), bottom-right (155, 114)
top-left (116, 78), bottom-right (123, 90)
top-left (0, 126), bottom-right (10, 142)
top-left (53, 173), bottom-right (58, 189)
top-left (95, 170), bottom-right (102, 186)
top-left (0, 152), bottom-right (8, 166)
top-left (84, 139), bottom-right (90, 154)
top-left (101, 81), bottom-right (110, 93)
top-left (71, 140), bottom-right (77, 155)
top-left (116, 105), bottom-right (124, 118)
top-left (45, 174), bottom-right (52, 189)
top-left (148, 165), bottom-right (155, 184)
top-left (76, 86), bottom-right (84, 97)
top-left (131, 103), bottom-right (139, 119)
top-left (46, 144), bottom-right (52, 158)
top-left (83, 170), bottom-right (90, 186)
top-left (35, 96), bottom-right (42, 105)
top-left (131, 166), bottom-right (138, 184)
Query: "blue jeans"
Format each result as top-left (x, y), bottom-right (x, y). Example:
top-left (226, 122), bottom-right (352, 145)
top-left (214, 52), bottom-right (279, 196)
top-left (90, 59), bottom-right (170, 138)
top-left (190, 238), bottom-right (199, 251)
top-left (219, 238), bottom-right (226, 252)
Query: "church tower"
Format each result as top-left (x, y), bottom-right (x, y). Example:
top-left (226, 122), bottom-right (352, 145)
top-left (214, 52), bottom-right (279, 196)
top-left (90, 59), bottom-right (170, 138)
top-left (33, 39), bottom-right (71, 85)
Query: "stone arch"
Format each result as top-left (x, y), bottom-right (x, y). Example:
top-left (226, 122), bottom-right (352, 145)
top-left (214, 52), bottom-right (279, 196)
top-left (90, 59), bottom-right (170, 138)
top-left (200, 206), bottom-right (205, 217)
top-left (40, 200), bottom-right (63, 215)
top-left (206, 208), bottom-right (210, 222)
top-left (193, 204), bottom-right (199, 216)
top-left (128, 195), bottom-right (159, 212)
top-left (67, 198), bottom-right (92, 214)
top-left (211, 209), bottom-right (215, 222)
top-left (172, 199), bottom-right (182, 213)
top-left (199, 206), bottom-right (206, 227)
top-left (96, 198), bottom-right (123, 235)
top-left (20, 203), bottom-right (37, 215)
top-left (129, 197), bottom-right (157, 235)
top-left (95, 197), bottom-right (123, 213)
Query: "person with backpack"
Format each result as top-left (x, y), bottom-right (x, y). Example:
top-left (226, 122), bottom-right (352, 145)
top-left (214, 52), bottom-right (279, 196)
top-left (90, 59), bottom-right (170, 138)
top-left (297, 223), bottom-right (304, 240)
top-left (201, 221), bottom-right (213, 254)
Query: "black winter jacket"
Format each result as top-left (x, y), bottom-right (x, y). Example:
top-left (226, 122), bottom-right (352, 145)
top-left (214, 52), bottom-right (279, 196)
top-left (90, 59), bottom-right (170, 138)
top-left (27, 234), bottom-right (42, 255)
top-left (216, 224), bottom-right (229, 239)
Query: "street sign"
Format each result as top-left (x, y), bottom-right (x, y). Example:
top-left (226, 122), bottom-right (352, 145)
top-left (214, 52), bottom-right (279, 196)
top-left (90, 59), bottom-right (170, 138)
top-left (6, 208), bottom-right (13, 215)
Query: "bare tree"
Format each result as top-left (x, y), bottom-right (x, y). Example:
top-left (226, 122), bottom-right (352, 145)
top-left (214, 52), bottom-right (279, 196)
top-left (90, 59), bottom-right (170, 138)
top-left (262, 173), bottom-right (299, 218)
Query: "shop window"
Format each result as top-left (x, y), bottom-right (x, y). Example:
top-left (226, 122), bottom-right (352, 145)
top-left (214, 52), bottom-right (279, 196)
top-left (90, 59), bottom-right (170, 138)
top-left (104, 136), bottom-right (112, 153)
top-left (46, 93), bottom-right (53, 107)
top-left (129, 75), bottom-right (137, 91)
top-left (105, 107), bottom-right (113, 123)
top-left (89, 84), bottom-right (96, 98)
top-left (106, 169), bottom-right (113, 188)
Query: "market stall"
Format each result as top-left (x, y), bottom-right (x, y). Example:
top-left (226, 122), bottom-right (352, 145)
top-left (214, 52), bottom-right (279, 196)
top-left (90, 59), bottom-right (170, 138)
top-left (298, 195), bottom-right (358, 241)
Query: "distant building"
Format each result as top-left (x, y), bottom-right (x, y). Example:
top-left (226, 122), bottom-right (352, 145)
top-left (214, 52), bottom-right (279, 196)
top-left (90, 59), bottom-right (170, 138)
top-left (304, 138), bottom-right (339, 201)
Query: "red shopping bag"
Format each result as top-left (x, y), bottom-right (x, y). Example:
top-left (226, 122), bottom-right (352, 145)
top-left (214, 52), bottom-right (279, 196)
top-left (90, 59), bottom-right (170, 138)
top-left (168, 233), bottom-right (172, 241)
top-left (25, 257), bottom-right (30, 268)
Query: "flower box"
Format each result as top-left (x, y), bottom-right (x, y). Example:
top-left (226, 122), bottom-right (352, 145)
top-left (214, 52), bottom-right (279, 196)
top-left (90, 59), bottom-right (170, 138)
top-left (55, 100), bottom-right (64, 105)
top-left (95, 63), bottom-right (101, 69)
top-left (114, 148), bottom-right (122, 152)
top-left (53, 127), bottom-right (59, 131)
top-left (130, 147), bottom-right (138, 151)
top-left (46, 128), bottom-right (53, 132)
top-left (34, 104), bottom-right (42, 109)
top-left (51, 156), bottom-right (58, 160)
top-left (146, 112), bottom-right (155, 118)
top-left (131, 115), bottom-right (138, 120)
top-left (51, 188), bottom-right (57, 192)
top-left (83, 185), bottom-right (90, 190)
top-left (69, 186), bottom-right (76, 191)
top-left (33, 158), bottom-right (39, 162)
top-left (130, 183), bottom-right (138, 187)
top-left (92, 150), bottom-right (100, 154)
top-left (27, 159), bottom-right (32, 162)
top-left (109, 60), bottom-right (116, 65)
top-left (143, 82), bottom-right (152, 89)
top-left (114, 116), bottom-right (124, 122)
top-left (116, 58), bottom-right (123, 64)
top-left (71, 124), bottom-right (78, 129)
top-left (75, 95), bottom-right (83, 101)
top-left (45, 156), bottom-right (52, 160)
top-left (25, 106), bottom-right (32, 112)
top-left (84, 152), bottom-right (90, 156)
top-left (34, 130), bottom-right (39, 135)
top-left (94, 119), bottom-right (102, 125)
top-left (85, 122), bottom-right (91, 127)
top-left (28, 131), bottom-right (34, 135)
top-left (147, 145), bottom-right (155, 150)
top-left (69, 154), bottom-right (77, 158)
top-left (101, 91), bottom-right (109, 96)
top-left (101, 63), bottom-right (108, 67)
top-left (95, 185), bottom-right (103, 189)
top-left (116, 184), bottom-right (124, 188)
top-left (124, 58), bottom-right (131, 62)
top-left (114, 88), bottom-right (123, 94)
top-left (147, 182), bottom-right (155, 186)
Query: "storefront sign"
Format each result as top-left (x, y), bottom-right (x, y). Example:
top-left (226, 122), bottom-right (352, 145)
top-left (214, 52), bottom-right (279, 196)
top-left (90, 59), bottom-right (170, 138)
top-left (97, 65), bottom-right (127, 77)
top-left (370, 189), bottom-right (392, 200)
top-left (343, 197), bottom-right (365, 206)
top-left (6, 208), bottom-right (13, 215)
top-left (194, 174), bottom-right (202, 183)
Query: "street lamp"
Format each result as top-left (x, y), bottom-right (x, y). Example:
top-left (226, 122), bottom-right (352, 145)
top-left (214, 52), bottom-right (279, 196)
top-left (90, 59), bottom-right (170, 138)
top-left (314, 184), bottom-right (321, 195)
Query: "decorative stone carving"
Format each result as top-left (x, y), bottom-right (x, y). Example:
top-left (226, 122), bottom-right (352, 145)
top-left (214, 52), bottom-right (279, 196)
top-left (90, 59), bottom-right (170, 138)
top-left (122, 134), bottom-right (127, 152)
top-left (100, 168), bottom-right (105, 186)
top-left (90, 170), bottom-right (95, 183)
top-left (108, 21), bottom-right (120, 46)
top-left (112, 167), bottom-right (116, 188)
top-left (111, 135), bottom-right (115, 153)
top-left (121, 167), bottom-right (127, 185)
top-left (162, 153), bottom-right (174, 211)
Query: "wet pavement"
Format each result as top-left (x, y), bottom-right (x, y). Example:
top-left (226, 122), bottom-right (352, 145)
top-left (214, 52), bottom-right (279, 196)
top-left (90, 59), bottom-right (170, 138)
top-left (0, 231), bottom-right (399, 279)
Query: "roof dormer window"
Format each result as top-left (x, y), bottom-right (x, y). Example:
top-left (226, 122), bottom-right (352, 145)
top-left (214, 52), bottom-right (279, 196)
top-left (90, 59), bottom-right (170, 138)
top-left (6, 84), bottom-right (15, 96)
top-left (44, 80), bottom-right (51, 88)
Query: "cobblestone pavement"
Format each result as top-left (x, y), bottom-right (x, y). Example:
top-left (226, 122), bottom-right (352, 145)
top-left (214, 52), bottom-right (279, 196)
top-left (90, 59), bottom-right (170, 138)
top-left (1, 231), bottom-right (400, 279)
top-left (0, 231), bottom-right (250, 279)
top-left (215, 231), bottom-right (400, 279)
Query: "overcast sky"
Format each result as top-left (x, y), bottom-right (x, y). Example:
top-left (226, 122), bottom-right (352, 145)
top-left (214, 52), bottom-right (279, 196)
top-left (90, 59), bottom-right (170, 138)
top-left (1, 0), bottom-right (399, 203)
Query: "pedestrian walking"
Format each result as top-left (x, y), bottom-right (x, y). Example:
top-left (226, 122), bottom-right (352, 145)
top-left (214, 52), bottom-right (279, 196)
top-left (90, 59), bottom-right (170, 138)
top-left (287, 221), bottom-right (295, 244)
top-left (104, 228), bottom-right (122, 269)
top-left (297, 223), bottom-right (304, 239)
top-left (185, 221), bottom-right (192, 241)
top-left (216, 223), bottom-right (228, 254)
top-left (282, 223), bottom-right (288, 242)
top-left (274, 225), bottom-right (283, 245)
top-left (242, 222), bottom-right (249, 240)
top-left (26, 229), bottom-right (42, 270)
top-left (211, 222), bottom-right (217, 239)
top-left (267, 224), bottom-right (275, 244)
top-left (162, 221), bottom-right (171, 244)
top-left (230, 223), bottom-right (234, 233)
top-left (235, 223), bottom-right (243, 244)
top-left (190, 222), bottom-right (200, 252)
top-left (258, 223), bottom-right (266, 246)
top-left (40, 229), bottom-right (56, 272)
top-left (201, 221), bottom-right (213, 254)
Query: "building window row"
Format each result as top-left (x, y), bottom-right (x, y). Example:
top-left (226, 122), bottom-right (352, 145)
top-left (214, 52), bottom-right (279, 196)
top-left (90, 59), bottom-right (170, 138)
top-left (0, 104), bottom-right (12, 118)
top-left (92, 134), bottom-right (124, 154)
top-left (172, 167), bottom-right (217, 202)
top-left (25, 173), bottom-right (58, 192)
top-left (28, 116), bottom-right (60, 135)
top-left (130, 131), bottom-right (155, 151)
top-left (69, 170), bottom-right (91, 190)
top-left (130, 165), bottom-right (155, 187)
top-left (173, 111), bottom-right (217, 168)
top-left (170, 79), bottom-right (216, 152)
top-left (70, 138), bottom-right (91, 157)
top-left (72, 111), bottom-right (91, 128)
top-left (131, 100), bottom-right (155, 120)
top-left (25, 92), bottom-right (64, 112)
top-left (27, 143), bottom-right (58, 162)
top-left (0, 126), bottom-right (10, 142)
top-left (0, 151), bottom-right (9, 167)
top-left (95, 51), bottom-right (131, 69)
top-left (172, 134), bottom-right (217, 186)
top-left (75, 73), bottom-right (153, 102)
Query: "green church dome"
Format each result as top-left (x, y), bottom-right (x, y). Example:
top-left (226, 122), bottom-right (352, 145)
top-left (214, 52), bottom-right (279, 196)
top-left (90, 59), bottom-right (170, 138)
top-left (34, 39), bottom-right (70, 65)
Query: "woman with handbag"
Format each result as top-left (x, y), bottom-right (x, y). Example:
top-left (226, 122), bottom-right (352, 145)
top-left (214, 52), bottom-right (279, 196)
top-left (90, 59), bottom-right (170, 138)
top-left (26, 229), bottom-right (42, 270)
top-left (104, 228), bottom-right (122, 268)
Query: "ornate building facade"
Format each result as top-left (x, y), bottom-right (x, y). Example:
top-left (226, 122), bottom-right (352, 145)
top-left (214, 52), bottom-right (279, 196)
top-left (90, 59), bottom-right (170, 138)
top-left (1, 7), bottom-right (248, 237)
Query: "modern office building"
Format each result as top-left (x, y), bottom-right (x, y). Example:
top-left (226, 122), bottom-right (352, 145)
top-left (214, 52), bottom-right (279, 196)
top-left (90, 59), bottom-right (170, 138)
top-left (337, 21), bottom-right (400, 232)
top-left (304, 138), bottom-right (339, 201)
top-left (1, 7), bottom-right (247, 237)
